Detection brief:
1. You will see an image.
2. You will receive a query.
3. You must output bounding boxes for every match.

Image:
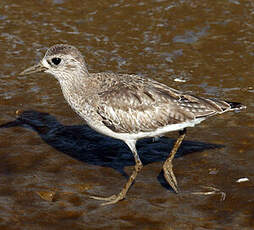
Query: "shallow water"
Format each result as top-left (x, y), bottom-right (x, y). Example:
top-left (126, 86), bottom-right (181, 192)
top-left (0, 0), bottom-right (253, 229)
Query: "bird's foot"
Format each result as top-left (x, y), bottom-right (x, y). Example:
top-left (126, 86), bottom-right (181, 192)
top-left (163, 162), bottom-right (179, 193)
top-left (90, 193), bottom-right (125, 205)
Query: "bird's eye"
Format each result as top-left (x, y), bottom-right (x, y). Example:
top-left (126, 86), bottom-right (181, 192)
top-left (51, 57), bottom-right (61, 65)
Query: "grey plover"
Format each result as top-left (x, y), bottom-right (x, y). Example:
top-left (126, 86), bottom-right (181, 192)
top-left (20, 44), bottom-right (246, 205)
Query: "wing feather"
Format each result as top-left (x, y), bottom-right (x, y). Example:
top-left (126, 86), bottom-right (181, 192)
top-left (93, 73), bottom-right (231, 133)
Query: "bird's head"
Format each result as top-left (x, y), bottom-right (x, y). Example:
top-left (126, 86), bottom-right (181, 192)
top-left (20, 44), bottom-right (88, 81)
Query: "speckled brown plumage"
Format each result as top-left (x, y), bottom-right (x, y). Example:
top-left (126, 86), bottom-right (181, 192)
top-left (20, 44), bottom-right (246, 205)
top-left (91, 72), bottom-right (234, 133)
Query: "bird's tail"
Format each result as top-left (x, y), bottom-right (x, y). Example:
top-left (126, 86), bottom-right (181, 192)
top-left (225, 101), bottom-right (247, 111)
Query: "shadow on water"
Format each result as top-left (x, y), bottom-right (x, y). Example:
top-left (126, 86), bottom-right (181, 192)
top-left (0, 110), bottom-right (223, 190)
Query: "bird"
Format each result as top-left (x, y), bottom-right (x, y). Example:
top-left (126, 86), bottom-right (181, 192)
top-left (20, 44), bottom-right (246, 205)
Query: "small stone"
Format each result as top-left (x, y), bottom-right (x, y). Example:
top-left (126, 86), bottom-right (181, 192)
top-left (36, 190), bottom-right (56, 202)
top-left (236, 177), bottom-right (249, 183)
top-left (174, 78), bottom-right (186, 82)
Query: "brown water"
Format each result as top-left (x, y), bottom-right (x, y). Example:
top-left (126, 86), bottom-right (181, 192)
top-left (0, 0), bottom-right (253, 229)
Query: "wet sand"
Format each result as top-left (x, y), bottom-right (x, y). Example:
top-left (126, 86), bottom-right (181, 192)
top-left (0, 0), bottom-right (253, 229)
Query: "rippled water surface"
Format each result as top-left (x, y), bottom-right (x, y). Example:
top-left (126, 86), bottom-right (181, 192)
top-left (0, 0), bottom-right (253, 229)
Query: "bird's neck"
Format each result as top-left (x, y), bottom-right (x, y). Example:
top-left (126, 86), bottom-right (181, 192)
top-left (57, 70), bottom-right (96, 109)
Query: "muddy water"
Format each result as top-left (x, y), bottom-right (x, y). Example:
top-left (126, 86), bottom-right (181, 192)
top-left (0, 0), bottom-right (253, 229)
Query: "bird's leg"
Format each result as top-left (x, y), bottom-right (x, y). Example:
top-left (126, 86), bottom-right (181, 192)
top-left (90, 140), bottom-right (143, 205)
top-left (163, 128), bottom-right (186, 193)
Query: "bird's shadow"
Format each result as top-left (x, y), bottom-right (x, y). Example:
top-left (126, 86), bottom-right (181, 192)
top-left (0, 110), bottom-right (224, 191)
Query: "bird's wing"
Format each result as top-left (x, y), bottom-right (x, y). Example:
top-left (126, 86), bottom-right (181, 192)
top-left (96, 74), bottom-right (231, 134)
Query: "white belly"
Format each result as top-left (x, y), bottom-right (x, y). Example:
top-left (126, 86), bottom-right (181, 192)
top-left (88, 117), bottom-right (206, 142)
